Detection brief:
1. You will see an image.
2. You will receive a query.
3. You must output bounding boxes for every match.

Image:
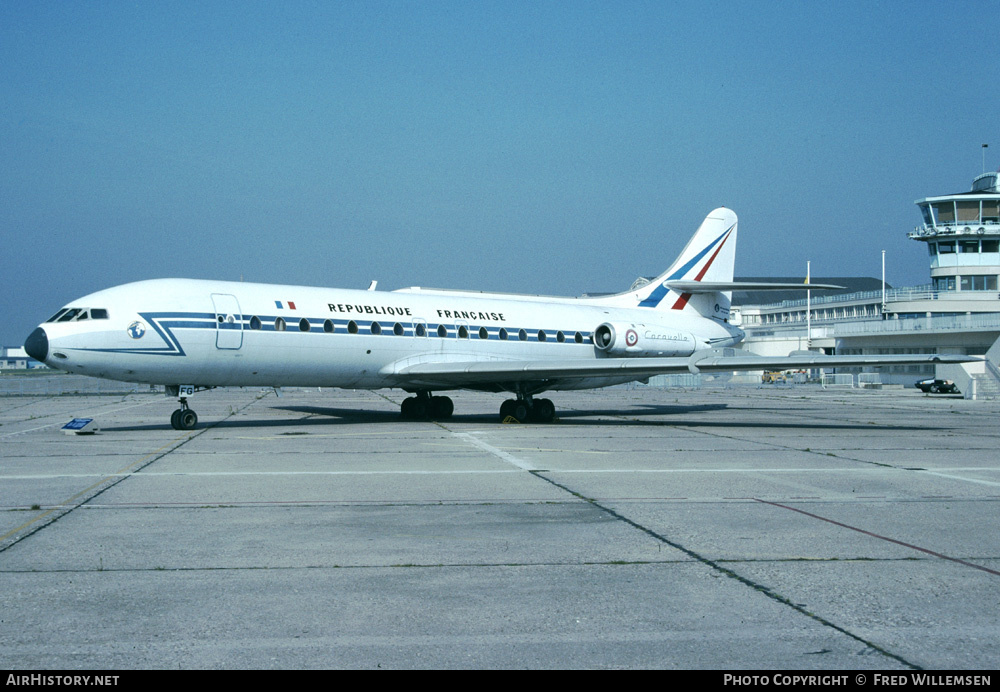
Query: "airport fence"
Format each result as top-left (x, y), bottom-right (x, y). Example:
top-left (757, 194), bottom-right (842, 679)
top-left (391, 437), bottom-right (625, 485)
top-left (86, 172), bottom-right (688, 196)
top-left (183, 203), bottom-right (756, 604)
top-left (821, 374), bottom-right (855, 388)
top-left (0, 374), bottom-right (164, 396)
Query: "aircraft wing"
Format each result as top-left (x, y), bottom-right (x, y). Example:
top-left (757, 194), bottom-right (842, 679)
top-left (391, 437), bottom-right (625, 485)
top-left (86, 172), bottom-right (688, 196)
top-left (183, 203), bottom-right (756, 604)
top-left (382, 352), bottom-right (978, 389)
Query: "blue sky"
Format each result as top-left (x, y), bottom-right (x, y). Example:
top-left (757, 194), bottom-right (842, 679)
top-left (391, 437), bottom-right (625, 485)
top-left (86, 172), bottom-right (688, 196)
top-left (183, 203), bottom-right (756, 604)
top-left (2, 0), bottom-right (997, 346)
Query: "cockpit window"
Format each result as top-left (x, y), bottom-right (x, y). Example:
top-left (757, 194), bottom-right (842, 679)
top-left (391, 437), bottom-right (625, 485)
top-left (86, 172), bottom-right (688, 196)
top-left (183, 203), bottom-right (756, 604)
top-left (48, 307), bottom-right (109, 322)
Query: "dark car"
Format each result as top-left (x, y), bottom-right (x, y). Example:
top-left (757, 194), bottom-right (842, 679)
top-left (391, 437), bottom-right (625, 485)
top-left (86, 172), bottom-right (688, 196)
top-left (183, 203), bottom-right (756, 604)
top-left (915, 378), bottom-right (959, 394)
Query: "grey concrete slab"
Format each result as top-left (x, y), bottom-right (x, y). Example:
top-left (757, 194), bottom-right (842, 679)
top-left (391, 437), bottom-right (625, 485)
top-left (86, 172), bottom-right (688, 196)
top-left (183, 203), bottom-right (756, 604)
top-left (1, 383), bottom-right (999, 669)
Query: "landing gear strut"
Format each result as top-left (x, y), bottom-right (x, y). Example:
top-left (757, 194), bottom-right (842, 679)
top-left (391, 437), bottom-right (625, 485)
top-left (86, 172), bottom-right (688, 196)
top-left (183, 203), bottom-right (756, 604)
top-left (400, 391), bottom-right (454, 420)
top-left (499, 395), bottom-right (555, 423)
top-left (170, 397), bottom-right (198, 430)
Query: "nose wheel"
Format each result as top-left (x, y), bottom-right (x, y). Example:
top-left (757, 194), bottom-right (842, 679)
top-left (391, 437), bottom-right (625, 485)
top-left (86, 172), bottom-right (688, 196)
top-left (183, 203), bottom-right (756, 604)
top-left (170, 398), bottom-right (198, 430)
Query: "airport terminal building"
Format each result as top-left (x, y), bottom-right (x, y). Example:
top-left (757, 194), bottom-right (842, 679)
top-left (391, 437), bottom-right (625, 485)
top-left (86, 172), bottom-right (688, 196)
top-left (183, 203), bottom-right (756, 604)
top-left (733, 170), bottom-right (1000, 395)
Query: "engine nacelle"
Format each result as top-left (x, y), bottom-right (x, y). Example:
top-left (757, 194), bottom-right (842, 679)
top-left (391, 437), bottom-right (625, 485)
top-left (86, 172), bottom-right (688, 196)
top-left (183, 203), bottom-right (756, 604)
top-left (593, 322), bottom-right (697, 357)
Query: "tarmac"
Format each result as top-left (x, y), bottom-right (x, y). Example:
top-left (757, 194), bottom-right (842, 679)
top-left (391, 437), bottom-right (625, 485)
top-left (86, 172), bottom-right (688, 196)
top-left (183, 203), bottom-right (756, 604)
top-left (1, 382), bottom-right (998, 670)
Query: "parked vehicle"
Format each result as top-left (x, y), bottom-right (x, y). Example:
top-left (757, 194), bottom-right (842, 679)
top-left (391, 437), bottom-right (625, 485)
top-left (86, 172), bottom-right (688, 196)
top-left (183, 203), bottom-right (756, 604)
top-left (915, 378), bottom-right (959, 394)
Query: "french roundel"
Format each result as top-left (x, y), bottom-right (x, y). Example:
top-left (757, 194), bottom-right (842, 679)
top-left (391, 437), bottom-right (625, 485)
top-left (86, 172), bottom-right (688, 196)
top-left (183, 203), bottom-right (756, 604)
top-left (625, 329), bottom-right (638, 347)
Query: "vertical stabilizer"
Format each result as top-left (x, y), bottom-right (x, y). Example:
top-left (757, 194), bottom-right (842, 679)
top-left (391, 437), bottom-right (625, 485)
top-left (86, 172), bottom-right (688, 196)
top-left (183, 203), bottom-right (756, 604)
top-left (626, 208), bottom-right (737, 319)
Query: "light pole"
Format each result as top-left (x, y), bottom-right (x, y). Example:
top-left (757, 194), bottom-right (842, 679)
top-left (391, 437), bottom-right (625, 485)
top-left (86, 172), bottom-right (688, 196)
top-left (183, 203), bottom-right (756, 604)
top-left (881, 249), bottom-right (886, 316)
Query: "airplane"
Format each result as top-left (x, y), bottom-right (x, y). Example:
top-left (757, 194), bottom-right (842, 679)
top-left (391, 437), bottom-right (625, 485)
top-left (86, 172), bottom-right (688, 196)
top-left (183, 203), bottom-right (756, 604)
top-left (23, 208), bottom-right (975, 429)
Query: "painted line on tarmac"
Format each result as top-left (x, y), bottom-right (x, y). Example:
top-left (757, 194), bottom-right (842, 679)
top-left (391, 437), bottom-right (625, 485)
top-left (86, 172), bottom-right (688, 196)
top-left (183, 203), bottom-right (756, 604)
top-left (0, 393), bottom-right (269, 551)
top-left (917, 470), bottom-right (1000, 488)
top-left (0, 434), bottom-right (195, 546)
top-left (0, 397), bottom-right (163, 440)
top-left (532, 471), bottom-right (922, 670)
top-left (1, 469), bottom-right (523, 481)
top-left (4, 465), bottom-right (1000, 481)
top-left (451, 432), bottom-right (538, 471)
top-left (755, 498), bottom-right (1000, 578)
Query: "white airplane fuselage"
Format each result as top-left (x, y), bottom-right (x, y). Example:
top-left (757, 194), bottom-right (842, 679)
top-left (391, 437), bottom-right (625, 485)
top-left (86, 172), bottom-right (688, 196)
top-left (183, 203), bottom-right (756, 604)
top-left (31, 277), bottom-right (745, 392)
top-left (24, 208), bottom-right (975, 427)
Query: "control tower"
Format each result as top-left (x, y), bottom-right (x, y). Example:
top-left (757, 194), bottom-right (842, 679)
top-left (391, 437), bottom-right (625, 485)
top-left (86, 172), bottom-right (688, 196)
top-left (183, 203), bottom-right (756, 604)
top-left (910, 171), bottom-right (1000, 295)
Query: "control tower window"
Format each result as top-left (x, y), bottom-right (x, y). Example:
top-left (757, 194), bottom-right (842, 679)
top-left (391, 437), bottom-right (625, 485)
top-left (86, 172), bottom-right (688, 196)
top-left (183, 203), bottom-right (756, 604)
top-left (933, 203), bottom-right (955, 224)
top-left (957, 201), bottom-right (980, 222)
top-left (960, 240), bottom-right (980, 254)
top-left (920, 205), bottom-right (933, 226)
top-left (928, 243), bottom-right (937, 256)
top-left (937, 241), bottom-right (956, 254)
top-left (983, 201), bottom-right (999, 223)
top-left (983, 240), bottom-right (999, 253)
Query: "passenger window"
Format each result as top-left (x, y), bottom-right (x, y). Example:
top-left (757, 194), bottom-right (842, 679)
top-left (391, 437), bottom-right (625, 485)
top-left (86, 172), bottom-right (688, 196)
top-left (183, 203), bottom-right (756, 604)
top-left (574, 332), bottom-right (583, 344)
top-left (275, 317), bottom-right (286, 331)
top-left (393, 322), bottom-right (404, 336)
top-left (415, 322), bottom-right (427, 337)
top-left (324, 319), bottom-right (335, 333)
top-left (479, 327), bottom-right (489, 340)
top-left (348, 320), bottom-right (358, 334)
top-left (556, 331), bottom-right (565, 343)
top-left (299, 318), bottom-right (311, 332)
top-left (437, 324), bottom-right (448, 338)
top-left (458, 325), bottom-right (469, 339)
top-left (371, 322), bottom-right (382, 335)
top-left (537, 330), bottom-right (546, 342)
top-left (250, 316), bottom-right (262, 330)
top-left (499, 328), bottom-right (508, 341)
top-left (518, 329), bottom-right (527, 341)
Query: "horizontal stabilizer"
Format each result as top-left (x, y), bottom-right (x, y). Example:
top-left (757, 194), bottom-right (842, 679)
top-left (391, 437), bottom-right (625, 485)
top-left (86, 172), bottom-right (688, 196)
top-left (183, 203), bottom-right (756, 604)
top-left (665, 281), bottom-right (844, 293)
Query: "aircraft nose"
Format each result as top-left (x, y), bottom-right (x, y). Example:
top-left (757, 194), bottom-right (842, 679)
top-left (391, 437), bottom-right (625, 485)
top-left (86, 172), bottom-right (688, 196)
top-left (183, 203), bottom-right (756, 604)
top-left (24, 327), bottom-right (49, 362)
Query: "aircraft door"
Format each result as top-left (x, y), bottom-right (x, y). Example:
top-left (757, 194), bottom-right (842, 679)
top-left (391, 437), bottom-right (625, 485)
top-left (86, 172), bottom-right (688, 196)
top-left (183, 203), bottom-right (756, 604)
top-left (211, 293), bottom-right (243, 349)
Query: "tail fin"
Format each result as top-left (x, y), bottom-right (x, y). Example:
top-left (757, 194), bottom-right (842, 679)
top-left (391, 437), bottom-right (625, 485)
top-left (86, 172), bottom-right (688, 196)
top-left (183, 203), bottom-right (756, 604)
top-left (628, 207), bottom-right (737, 319)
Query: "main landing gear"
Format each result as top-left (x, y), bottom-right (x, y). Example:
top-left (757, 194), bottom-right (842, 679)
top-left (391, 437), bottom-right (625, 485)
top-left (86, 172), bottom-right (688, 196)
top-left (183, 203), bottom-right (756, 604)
top-left (400, 391), bottom-right (454, 420)
top-left (400, 390), bottom-right (556, 423)
top-left (499, 396), bottom-right (555, 424)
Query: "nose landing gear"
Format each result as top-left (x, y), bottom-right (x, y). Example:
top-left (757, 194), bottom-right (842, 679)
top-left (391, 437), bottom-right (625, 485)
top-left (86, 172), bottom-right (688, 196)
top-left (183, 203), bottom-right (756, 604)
top-left (170, 397), bottom-right (198, 430)
top-left (166, 385), bottom-right (208, 431)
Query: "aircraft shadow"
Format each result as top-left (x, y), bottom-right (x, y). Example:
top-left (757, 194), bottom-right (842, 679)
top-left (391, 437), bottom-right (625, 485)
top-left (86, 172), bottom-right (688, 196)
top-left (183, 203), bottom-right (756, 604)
top-left (103, 401), bottom-right (932, 433)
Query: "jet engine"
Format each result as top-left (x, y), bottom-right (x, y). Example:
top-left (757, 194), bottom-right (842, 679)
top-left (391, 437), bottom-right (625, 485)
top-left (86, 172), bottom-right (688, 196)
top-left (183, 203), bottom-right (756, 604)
top-left (593, 322), bottom-right (697, 357)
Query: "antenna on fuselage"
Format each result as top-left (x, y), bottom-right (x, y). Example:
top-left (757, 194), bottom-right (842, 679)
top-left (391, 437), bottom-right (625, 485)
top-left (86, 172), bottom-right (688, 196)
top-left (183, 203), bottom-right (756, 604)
top-left (367, 280), bottom-right (378, 291)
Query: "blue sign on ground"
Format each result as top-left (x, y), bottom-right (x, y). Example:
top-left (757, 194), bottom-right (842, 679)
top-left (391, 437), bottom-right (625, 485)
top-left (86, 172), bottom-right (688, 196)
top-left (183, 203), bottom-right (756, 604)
top-left (62, 418), bottom-right (94, 431)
